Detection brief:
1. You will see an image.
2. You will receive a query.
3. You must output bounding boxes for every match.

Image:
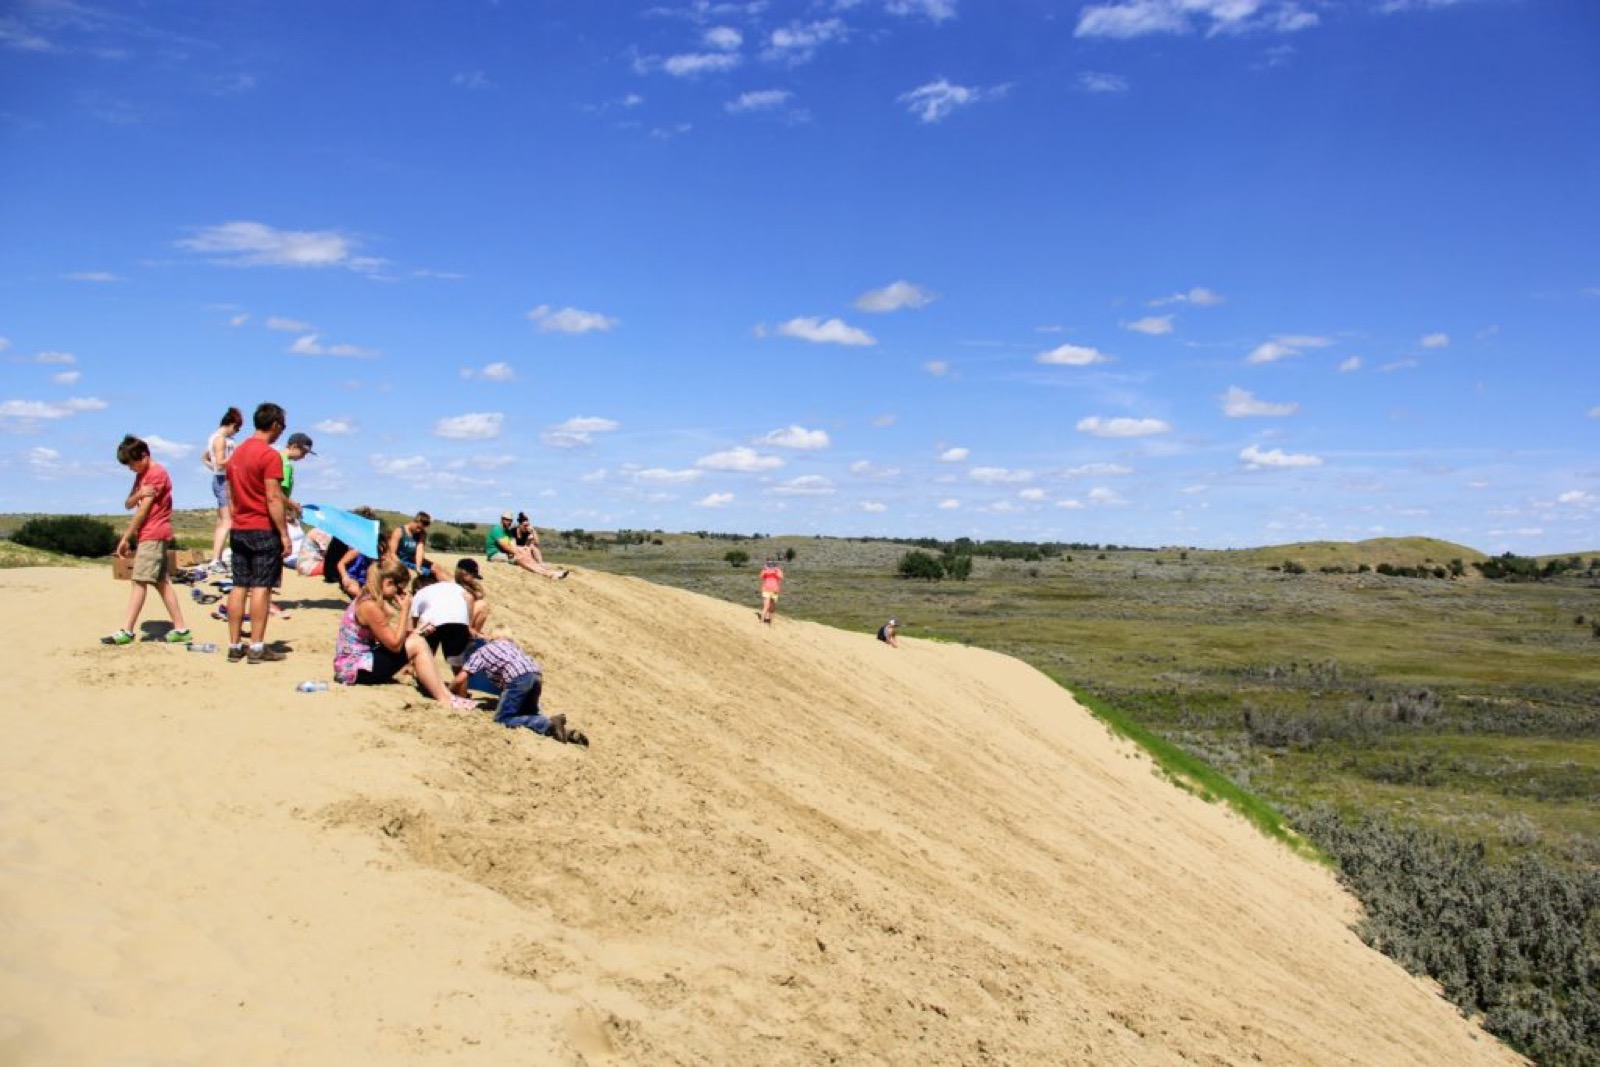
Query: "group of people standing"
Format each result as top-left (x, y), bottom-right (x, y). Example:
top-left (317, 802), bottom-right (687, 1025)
top-left (107, 401), bottom-right (305, 663)
top-left (106, 400), bottom-right (587, 745)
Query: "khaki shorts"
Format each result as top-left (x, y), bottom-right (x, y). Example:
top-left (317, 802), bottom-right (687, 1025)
top-left (762, 590), bottom-right (779, 602)
top-left (131, 540), bottom-right (170, 584)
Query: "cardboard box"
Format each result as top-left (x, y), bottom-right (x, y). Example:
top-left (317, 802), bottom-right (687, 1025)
top-left (112, 547), bottom-right (208, 581)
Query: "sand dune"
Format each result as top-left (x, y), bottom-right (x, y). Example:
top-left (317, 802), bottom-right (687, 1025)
top-left (0, 564), bottom-right (1523, 1065)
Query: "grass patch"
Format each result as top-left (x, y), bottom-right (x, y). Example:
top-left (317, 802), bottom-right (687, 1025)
top-left (1065, 683), bottom-right (1323, 862)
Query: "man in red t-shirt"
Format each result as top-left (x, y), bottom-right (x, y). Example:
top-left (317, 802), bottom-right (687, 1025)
top-left (224, 402), bottom-right (292, 663)
top-left (102, 435), bottom-right (192, 646)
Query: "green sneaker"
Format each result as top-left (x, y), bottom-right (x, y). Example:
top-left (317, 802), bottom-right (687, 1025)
top-left (101, 629), bottom-right (134, 646)
top-left (165, 629), bottom-right (193, 644)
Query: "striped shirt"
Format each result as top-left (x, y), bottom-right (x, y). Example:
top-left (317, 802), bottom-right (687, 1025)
top-left (462, 639), bottom-right (540, 688)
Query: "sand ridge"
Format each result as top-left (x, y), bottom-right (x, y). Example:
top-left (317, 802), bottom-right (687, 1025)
top-left (0, 564), bottom-right (1524, 1065)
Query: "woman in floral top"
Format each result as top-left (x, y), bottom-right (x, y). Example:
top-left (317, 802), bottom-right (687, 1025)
top-left (333, 557), bottom-right (475, 709)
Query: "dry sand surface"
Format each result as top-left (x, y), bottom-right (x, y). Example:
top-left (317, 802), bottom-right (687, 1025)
top-left (0, 563), bottom-right (1525, 1066)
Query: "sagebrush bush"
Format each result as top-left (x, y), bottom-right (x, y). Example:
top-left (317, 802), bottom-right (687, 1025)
top-left (1296, 808), bottom-right (1600, 1066)
top-left (429, 529), bottom-right (456, 551)
top-left (9, 515), bottom-right (118, 558)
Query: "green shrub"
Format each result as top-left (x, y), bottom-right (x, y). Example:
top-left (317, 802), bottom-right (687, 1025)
top-left (724, 549), bottom-right (749, 567)
top-left (9, 515), bottom-right (118, 558)
top-left (430, 529), bottom-right (456, 552)
top-left (1297, 808), bottom-right (1600, 1066)
top-left (897, 550), bottom-right (944, 581)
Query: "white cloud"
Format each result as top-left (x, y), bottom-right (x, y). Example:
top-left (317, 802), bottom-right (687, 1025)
top-left (764, 19), bottom-right (847, 64)
top-left (898, 78), bottom-right (1006, 124)
top-left (924, 360), bottom-right (950, 377)
top-left (727, 89), bottom-right (792, 113)
top-left (527, 305), bottom-right (617, 334)
top-left (0, 338), bottom-right (9, 351)
top-left (886, 0), bottom-right (958, 21)
top-left (452, 71), bottom-right (489, 90)
top-left (1380, 358), bottom-right (1419, 373)
top-left (1018, 487), bottom-right (1046, 501)
top-left (314, 418), bottom-right (355, 435)
top-left (850, 460), bottom-right (900, 479)
top-left (1240, 443), bottom-right (1323, 469)
top-left (63, 271), bottom-right (118, 282)
top-left (33, 351), bottom-right (74, 364)
top-left (772, 316), bottom-right (875, 346)
top-left (541, 415), bottom-right (619, 448)
top-left (1558, 490), bottom-right (1594, 506)
top-left (369, 454), bottom-right (494, 491)
top-left (144, 434), bottom-right (191, 460)
top-left (228, 313), bottom-right (249, 327)
top-left (433, 412), bottom-right (503, 440)
top-left (1420, 332), bottom-right (1450, 349)
top-left (1125, 315), bottom-right (1172, 335)
top-left (1076, 416), bottom-right (1171, 438)
top-left (855, 280), bottom-right (936, 312)
top-left (758, 425), bottom-right (830, 450)
top-left (266, 316), bottom-right (314, 332)
top-left (1221, 385), bottom-right (1299, 417)
top-left (177, 221), bottom-right (381, 271)
top-left (1588, 406), bottom-right (1600, 419)
top-left (0, 397), bottom-right (106, 420)
top-left (704, 26), bottom-right (742, 50)
top-left (289, 334), bottom-right (378, 358)
top-left (938, 499), bottom-right (961, 510)
top-left (1078, 71), bottom-right (1129, 93)
top-left (461, 361), bottom-right (515, 382)
top-left (1150, 286), bottom-right (1225, 307)
top-left (697, 492), bottom-right (734, 508)
top-left (938, 447), bottom-right (969, 462)
top-left (1087, 487), bottom-right (1127, 506)
top-left (1064, 462), bottom-right (1133, 478)
top-left (860, 500), bottom-right (888, 513)
top-left (770, 475), bottom-right (834, 496)
top-left (969, 466), bottom-right (1033, 485)
top-left (1339, 356), bottom-right (1363, 373)
top-left (697, 446), bottom-right (784, 472)
top-left (664, 51), bottom-right (741, 76)
top-left (51, 370), bottom-right (81, 385)
top-left (1076, 0), bottom-right (1319, 39)
top-left (1038, 343), bottom-right (1112, 366)
top-left (1246, 334), bottom-right (1332, 364)
top-left (1057, 498), bottom-right (1085, 510)
top-left (635, 468), bottom-right (703, 485)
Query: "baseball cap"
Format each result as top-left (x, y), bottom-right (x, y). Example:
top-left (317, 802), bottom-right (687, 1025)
top-left (286, 432), bottom-right (316, 455)
top-left (457, 558), bottom-right (481, 576)
top-left (888, 618), bottom-right (897, 625)
top-left (500, 511), bottom-right (513, 524)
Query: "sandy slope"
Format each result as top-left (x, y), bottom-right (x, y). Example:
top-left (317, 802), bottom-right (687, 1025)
top-left (0, 564), bottom-right (1523, 1066)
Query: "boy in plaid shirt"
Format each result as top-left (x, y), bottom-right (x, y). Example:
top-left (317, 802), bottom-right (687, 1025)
top-left (455, 634), bottom-right (588, 746)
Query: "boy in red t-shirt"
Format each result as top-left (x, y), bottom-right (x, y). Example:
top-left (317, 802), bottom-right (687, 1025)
top-left (224, 402), bottom-right (292, 663)
top-left (103, 435), bottom-right (192, 646)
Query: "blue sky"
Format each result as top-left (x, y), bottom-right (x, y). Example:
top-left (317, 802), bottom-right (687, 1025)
top-left (3, 0), bottom-right (1597, 552)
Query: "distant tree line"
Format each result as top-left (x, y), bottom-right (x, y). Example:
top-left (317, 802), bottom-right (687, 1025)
top-left (1474, 553), bottom-right (1595, 582)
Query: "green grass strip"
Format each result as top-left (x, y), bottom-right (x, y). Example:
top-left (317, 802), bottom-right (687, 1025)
top-left (1055, 676), bottom-right (1326, 863)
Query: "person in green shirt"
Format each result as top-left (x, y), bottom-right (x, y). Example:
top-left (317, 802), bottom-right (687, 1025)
top-left (485, 510), bottom-right (568, 580)
top-left (278, 432), bottom-right (315, 523)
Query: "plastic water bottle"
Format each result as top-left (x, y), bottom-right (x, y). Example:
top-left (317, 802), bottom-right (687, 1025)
top-left (187, 642), bottom-right (219, 653)
top-left (296, 680), bottom-right (329, 693)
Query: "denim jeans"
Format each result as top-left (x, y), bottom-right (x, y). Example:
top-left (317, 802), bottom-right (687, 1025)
top-left (494, 670), bottom-right (550, 735)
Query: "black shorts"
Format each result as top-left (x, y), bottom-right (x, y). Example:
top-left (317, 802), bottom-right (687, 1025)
top-left (355, 645), bottom-right (409, 685)
top-left (424, 622), bottom-right (472, 666)
top-left (230, 529), bottom-right (283, 589)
